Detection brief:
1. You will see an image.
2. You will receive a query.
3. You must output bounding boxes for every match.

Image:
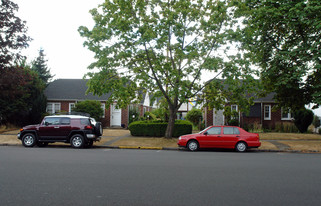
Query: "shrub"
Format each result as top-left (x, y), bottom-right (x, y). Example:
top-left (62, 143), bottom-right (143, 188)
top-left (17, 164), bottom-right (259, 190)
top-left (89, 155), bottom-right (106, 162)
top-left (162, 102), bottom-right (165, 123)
top-left (274, 122), bottom-right (298, 133)
top-left (293, 109), bottom-right (314, 133)
top-left (186, 109), bottom-right (202, 126)
top-left (73, 100), bottom-right (104, 121)
top-left (128, 120), bottom-right (192, 137)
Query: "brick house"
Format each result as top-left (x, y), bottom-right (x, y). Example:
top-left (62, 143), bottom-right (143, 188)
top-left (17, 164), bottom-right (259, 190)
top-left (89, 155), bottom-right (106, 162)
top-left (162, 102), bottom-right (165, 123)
top-left (204, 92), bottom-right (293, 129)
top-left (44, 79), bottom-right (153, 128)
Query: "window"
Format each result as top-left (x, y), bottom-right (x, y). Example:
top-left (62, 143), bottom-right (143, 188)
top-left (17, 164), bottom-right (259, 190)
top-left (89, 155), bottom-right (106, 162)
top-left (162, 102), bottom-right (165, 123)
top-left (43, 117), bottom-right (60, 125)
top-left (69, 103), bottom-right (75, 113)
top-left (101, 103), bottom-right (105, 118)
top-left (223, 127), bottom-right (240, 135)
top-left (47, 103), bottom-right (61, 114)
top-left (231, 104), bottom-right (239, 120)
top-left (281, 108), bottom-right (292, 120)
top-left (264, 105), bottom-right (271, 120)
top-left (60, 118), bottom-right (70, 125)
top-left (206, 127), bottom-right (221, 135)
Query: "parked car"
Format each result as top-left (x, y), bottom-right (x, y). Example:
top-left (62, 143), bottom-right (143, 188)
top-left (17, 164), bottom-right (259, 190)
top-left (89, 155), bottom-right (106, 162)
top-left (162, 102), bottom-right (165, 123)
top-left (177, 126), bottom-right (261, 152)
top-left (17, 115), bottom-right (103, 148)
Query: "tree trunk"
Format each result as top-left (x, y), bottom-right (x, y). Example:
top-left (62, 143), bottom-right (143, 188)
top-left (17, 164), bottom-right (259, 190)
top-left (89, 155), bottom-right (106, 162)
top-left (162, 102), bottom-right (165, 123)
top-left (165, 108), bottom-right (177, 138)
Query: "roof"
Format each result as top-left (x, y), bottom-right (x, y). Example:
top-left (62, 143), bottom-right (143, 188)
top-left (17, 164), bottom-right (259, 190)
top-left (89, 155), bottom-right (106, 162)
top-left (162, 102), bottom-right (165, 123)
top-left (45, 79), bottom-right (111, 101)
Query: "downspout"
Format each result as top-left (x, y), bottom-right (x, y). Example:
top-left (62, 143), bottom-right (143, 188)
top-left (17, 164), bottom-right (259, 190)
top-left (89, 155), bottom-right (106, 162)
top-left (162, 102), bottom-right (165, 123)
top-left (261, 102), bottom-right (263, 126)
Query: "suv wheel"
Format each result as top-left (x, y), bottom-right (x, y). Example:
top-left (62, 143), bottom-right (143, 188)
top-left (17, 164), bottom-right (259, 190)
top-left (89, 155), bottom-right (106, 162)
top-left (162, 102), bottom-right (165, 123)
top-left (22, 133), bottom-right (37, 147)
top-left (70, 134), bottom-right (84, 148)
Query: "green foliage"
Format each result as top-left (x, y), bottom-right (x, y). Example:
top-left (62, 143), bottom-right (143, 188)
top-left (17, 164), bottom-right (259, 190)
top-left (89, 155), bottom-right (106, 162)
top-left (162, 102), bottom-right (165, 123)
top-left (274, 122), bottom-right (299, 133)
top-left (79, 0), bottom-right (256, 137)
top-left (0, 65), bottom-right (46, 126)
top-left (223, 105), bottom-right (239, 126)
top-left (128, 120), bottom-right (192, 137)
top-left (31, 49), bottom-right (54, 84)
top-left (0, 0), bottom-right (31, 68)
top-left (293, 109), bottom-right (314, 133)
top-left (186, 109), bottom-right (202, 126)
top-left (139, 111), bottom-right (157, 121)
top-left (236, 0), bottom-right (321, 110)
top-left (129, 106), bottom-right (139, 124)
top-left (73, 100), bottom-right (104, 121)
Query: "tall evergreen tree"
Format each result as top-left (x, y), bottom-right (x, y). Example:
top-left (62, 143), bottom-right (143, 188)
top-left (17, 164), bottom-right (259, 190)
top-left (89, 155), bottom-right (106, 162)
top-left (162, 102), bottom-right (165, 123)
top-left (31, 49), bottom-right (54, 84)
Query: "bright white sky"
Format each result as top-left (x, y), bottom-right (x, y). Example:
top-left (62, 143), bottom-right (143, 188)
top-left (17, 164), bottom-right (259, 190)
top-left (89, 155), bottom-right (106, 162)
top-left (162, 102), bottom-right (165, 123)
top-left (15, 0), bottom-right (103, 79)
top-left (13, 0), bottom-right (321, 116)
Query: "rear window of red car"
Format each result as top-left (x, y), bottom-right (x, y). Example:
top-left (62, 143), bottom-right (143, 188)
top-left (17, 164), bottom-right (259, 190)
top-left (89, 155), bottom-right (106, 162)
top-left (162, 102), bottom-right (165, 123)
top-left (223, 127), bottom-right (240, 135)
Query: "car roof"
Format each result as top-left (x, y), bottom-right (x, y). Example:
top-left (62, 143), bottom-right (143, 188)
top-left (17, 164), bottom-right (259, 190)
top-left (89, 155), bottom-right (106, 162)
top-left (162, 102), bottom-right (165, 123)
top-left (45, 115), bottom-right (90, 119)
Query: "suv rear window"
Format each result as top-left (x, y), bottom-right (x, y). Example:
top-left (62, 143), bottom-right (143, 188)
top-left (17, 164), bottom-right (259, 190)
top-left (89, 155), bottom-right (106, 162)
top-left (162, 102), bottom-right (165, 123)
top-left (80, 118), bottom-right (90, 125)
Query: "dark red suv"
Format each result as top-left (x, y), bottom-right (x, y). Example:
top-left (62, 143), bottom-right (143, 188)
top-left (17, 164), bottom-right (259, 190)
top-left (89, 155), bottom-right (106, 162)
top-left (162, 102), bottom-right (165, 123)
top-left (18, 115), bottom-right (103, 148)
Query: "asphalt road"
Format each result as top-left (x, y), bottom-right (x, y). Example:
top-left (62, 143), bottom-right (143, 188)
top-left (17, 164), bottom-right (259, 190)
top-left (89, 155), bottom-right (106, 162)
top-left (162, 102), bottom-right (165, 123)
top-left (1, 147), bottom-right (321, 206)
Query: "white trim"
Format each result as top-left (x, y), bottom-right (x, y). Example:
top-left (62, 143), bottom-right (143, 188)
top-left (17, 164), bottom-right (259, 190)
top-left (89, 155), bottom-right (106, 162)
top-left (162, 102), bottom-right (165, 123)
top-left (264, 105), bottom-right (271, 120)
top-left (101, 103), bottom-right (106, 118)
top-left (69, 103), bottom-right (75, 113)
top-left (281, 108), bottom-right (292, 120)
top-left (47, 102), bottom-right (61, 114)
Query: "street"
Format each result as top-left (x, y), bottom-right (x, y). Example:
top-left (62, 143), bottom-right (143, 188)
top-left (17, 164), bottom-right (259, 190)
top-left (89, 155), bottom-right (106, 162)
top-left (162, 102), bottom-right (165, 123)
top-left (1, 147), bottom-right (321, 206)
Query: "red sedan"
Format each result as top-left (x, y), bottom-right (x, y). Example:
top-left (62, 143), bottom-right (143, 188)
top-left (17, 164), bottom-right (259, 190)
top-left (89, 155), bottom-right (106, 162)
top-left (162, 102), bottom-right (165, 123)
top-left (177, 126), bottom-right (261, 152)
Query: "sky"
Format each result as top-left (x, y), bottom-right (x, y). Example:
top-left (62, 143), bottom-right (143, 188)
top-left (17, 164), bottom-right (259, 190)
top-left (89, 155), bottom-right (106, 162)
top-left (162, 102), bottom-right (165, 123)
top-left (13, 0), bottom-right (321, 116)
top-left (15, 0), bottom-right (103, 79)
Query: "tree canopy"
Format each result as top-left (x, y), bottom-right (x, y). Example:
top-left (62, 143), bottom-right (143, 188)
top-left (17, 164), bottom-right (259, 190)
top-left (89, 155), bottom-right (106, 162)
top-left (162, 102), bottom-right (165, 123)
top-left (79, 0), bottom-right (256, 137)
top-left (236, 0), bottom-right (321, 111)
top-left (0, 0), bottom-right (31, 69)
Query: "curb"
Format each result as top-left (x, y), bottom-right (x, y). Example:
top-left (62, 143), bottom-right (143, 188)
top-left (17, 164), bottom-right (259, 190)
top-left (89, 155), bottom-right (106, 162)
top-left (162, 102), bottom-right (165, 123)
top-left (1, 143), bottom-right (320, 153)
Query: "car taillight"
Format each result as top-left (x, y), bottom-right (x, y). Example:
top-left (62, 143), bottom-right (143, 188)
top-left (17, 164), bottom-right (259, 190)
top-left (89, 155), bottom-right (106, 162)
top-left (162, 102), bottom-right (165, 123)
top-left (85, 125), bottom-right (93, 130)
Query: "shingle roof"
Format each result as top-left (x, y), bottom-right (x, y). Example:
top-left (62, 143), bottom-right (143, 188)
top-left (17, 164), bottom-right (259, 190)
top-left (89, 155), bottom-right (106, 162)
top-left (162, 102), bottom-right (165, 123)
top-left (45, 79), bottom-right (111, 101)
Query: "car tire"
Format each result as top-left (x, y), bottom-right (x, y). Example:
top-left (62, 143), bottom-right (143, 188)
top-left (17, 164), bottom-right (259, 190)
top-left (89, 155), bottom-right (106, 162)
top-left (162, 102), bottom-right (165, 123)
top-left (22, 133), bottom-right (37, 147)
top-left (235, 142), bottom-right (247, 152)
top-left (70, 134), bottom-right (85, 148)
top-left (95, 122), bottom-right (103, 136)
top-left (187, 140), bottom-right (199, 151)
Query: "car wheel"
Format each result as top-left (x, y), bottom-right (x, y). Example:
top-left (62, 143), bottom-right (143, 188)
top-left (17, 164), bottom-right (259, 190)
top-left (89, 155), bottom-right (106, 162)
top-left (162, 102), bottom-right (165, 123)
top-left (70, 134), bottom-right (85, 148)
top-left (235, 142), bottom-right (247, 152)
top-left (187, 140), bottom-right (199, 151)
top-left (22, 133), bottom-right (36, 147)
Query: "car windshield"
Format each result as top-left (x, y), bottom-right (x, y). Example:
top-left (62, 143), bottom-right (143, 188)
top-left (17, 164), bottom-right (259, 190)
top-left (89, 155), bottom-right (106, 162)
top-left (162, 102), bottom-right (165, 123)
top-left (199, 126), bottom-right (212, 134)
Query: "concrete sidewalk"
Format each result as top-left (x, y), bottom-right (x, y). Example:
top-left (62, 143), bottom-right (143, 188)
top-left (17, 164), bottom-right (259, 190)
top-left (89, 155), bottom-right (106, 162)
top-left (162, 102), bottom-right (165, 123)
top-left (1, 129), bottom-right (321, 153)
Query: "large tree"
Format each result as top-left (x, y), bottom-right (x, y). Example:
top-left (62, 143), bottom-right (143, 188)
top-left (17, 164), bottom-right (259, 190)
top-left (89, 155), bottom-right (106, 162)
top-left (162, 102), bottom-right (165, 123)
top-left (236, 0), bottom-right (321, 111)
top-left (79, 0), bottom-right (255, 137)
top-left (0, 0), bottom-right (31, 69)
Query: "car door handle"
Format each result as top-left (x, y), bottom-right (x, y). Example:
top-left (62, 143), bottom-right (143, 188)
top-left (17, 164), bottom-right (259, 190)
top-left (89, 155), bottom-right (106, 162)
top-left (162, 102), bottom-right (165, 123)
top-left (236, 136), bottom-right (240, 137)
top-left (54, 126), bottom-right (60, 129)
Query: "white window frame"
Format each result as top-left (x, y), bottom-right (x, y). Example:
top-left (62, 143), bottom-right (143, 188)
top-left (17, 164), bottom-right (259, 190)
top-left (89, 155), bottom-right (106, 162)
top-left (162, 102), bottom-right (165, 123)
top-left (69, 103), bottom-right (75, 113)
top-left (231, 105), bottom-right (238, 112)
top-left (47, 103), bottom-right (61, 114)
top-left (101, 103), bottom-right (105, 118)
top-left (281, 108), bottom-right (292, 120)
top-left (264, 105), bottom-right (271, 120)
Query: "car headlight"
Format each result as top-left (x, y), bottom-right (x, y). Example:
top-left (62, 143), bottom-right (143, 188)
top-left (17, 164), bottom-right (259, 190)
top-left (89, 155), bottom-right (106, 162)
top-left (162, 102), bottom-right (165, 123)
top-left (178, 136), bottom-right (181, 140)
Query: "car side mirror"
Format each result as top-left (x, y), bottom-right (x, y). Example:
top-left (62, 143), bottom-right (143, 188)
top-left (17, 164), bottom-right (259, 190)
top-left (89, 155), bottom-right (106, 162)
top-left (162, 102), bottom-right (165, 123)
top-left (204, 132), bottom-right (208, 135)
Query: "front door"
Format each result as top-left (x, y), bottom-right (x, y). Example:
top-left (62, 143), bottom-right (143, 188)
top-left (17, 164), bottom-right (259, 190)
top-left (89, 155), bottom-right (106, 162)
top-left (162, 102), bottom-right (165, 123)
top-left (111, 104), bottom-right (121, 127)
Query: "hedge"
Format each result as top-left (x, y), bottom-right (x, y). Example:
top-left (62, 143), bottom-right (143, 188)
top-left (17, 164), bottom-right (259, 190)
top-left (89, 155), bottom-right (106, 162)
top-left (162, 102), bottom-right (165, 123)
top-left (128, 120), bottom-right (192, 137)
